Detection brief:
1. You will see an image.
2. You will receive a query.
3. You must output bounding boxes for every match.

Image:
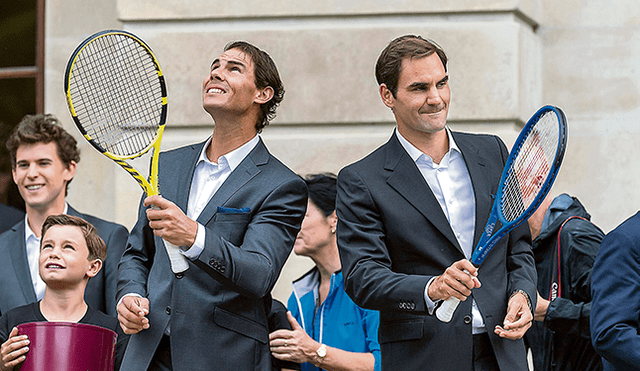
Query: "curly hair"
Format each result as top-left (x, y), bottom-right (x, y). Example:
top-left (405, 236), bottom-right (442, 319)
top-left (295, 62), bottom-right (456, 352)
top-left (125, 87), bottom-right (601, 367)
top-left (6, 114), bottom-right (80, 195)
top-left (224, 41), bottom-right (285, 133)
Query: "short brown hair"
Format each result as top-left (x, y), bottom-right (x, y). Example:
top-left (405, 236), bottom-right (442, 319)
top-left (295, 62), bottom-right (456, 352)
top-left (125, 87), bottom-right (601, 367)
top-left (375, 35), bottom-right (448, 98)
top-left (6, 114), bottom-right (80, 195)
top-left (41, 214), bottom-right (106, 261)
top-left (224, 41), bottom-right (284, 133)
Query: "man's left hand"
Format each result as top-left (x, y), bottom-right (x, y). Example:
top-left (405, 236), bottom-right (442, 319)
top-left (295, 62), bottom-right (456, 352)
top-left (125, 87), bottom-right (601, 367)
top-left (494, 291), bottom-right (532, 340)
top-left (145, 195), bottom-right (198, 248)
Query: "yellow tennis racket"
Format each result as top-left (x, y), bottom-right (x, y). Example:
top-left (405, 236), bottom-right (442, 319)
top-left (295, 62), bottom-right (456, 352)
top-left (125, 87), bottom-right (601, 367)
top-left (64, 29), bottom-right (187, 273)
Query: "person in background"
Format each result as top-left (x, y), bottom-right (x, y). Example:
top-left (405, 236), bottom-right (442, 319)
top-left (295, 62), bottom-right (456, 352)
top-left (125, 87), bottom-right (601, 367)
top-left (0, 114), bottom-right (128, 317)
top-left (590, 211), bottom-right (640, 370)
top-left (0, 214), bottom-right (127, 371)
top-left (270, 173), bottom-right (381, 371)
top-left (526, 193), bottom-right (603, 371)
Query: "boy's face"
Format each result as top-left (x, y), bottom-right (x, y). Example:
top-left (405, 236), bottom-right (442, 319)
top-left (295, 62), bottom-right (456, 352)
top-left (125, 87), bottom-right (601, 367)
top-left (12, 142), bottom-right (76, 213)
top-left (39, 225), bottom-right (101, 288)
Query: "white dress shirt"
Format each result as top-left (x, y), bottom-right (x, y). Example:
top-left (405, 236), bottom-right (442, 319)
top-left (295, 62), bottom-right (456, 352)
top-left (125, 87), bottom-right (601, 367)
top-left (181, 134), bottom-right (259, 259)
top-left (396, 128), bottom-right (486, 333)
top-left (24, 203), bottom-right (69, 301)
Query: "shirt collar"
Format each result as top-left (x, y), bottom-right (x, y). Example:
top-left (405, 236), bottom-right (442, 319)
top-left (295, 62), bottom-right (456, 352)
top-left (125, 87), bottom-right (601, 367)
top-left (396, 127), bottom-right (461, 165)
top-left (196, 134), bottom-right (260, 172)
top-left (24, 203), bottom-right (69, 240)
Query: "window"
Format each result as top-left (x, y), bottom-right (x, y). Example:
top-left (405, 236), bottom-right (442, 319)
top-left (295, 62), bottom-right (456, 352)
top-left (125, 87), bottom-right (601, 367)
top-left (0, 0), bottom-right (42, 210)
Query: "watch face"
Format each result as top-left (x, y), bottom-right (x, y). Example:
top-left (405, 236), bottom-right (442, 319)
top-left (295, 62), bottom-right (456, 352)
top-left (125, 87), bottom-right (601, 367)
top-left (317, 345), bottom-right (327, 357)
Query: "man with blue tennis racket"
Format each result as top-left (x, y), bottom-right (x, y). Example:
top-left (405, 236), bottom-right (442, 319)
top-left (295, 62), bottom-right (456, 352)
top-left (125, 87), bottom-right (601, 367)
top-left (336, 35), bottom-right (537, 370)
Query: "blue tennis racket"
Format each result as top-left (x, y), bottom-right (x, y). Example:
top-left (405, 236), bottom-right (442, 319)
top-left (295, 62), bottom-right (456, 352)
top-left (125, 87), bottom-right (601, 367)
top-left (436, 105), bottom-right (568, 322)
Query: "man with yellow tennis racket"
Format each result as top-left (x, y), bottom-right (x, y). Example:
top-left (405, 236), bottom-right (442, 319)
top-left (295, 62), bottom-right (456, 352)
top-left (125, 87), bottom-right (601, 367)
top-left (116, 41), bottom-right (307, 371)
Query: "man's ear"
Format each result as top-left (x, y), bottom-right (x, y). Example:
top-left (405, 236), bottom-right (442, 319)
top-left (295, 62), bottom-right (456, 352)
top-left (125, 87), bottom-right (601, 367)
top-left (255, 86), bottom-right (274, 104)
top-left (63, 160), bottom-right (77, 183)
top-left (86, 258), bottom-right (102, 279)
top-left (379, 84), bottom-right (395, 109)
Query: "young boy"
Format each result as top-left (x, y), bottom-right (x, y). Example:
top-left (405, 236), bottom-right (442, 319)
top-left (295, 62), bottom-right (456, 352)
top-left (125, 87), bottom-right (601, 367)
top-left (0, 215), bottom-right (126, 371)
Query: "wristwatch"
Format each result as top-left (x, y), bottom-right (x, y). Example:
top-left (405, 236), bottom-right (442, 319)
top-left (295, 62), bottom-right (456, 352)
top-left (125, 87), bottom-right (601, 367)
top-left (316, 343), bottom-right (327, 366)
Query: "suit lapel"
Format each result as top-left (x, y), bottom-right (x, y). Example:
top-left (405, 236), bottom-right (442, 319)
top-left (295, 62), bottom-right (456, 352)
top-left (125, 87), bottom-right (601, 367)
top-left (452, 132), bottom-right (495, 248)
top-left (196, 138), bottom-right (267, 225)
top-left (384, 133), bottom-right (462, 252)
top-left (8, 221), bottom-right (38, 303)
top-left (173, 143), bottom-right (203, 212)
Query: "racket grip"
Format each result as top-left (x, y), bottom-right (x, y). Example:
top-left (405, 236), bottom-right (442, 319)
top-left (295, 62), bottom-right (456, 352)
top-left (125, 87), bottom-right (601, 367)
top-left (436, 297), bottom-right (461, 323)
top-left (164, 239), bottom-right (189, 273)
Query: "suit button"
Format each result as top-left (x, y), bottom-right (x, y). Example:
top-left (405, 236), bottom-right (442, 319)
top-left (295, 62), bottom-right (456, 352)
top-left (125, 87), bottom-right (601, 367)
top-left (175, 272), bottom-right (184, 279)
top-left (166, 307), bottom-right (171, 315)
top-left (463, 315), bottom-right (472, 324)
top-left (219, 265), bottom-right (225, 273)
top-left (409, 303), bottom-right (416, 310)
top-left (209, 258), bottom-right (216, 267)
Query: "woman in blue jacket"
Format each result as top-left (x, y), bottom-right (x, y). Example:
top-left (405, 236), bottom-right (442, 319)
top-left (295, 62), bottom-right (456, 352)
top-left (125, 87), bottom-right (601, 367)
top-left (269, 173), bottom-right (381, 371)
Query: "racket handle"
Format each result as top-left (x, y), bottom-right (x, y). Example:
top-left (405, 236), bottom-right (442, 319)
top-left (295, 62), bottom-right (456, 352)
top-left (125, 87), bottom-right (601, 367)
top-left (436, 297), bottom-right (461, 323)
top-left (163, 239), bottom-right (189, 273)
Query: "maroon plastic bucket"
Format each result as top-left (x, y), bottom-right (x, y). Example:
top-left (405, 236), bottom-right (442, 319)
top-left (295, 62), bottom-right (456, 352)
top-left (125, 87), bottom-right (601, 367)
top-left (16, 322), bottom-right (116, 371)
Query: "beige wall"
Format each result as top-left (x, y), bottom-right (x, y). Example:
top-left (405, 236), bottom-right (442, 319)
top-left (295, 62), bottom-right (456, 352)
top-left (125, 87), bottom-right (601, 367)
top-left (45, 0), bottom-right (639, 303)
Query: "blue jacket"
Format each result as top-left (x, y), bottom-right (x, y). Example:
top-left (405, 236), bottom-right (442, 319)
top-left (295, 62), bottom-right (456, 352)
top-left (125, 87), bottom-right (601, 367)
top-left (288, 268), bottom-right (381, 371)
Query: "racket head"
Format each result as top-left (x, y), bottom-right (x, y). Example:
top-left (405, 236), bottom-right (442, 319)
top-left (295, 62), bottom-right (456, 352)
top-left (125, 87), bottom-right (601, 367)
top-left (496, 105), bottom-right (567, 227)
top-left (64, 29), bottom-right (167, 162)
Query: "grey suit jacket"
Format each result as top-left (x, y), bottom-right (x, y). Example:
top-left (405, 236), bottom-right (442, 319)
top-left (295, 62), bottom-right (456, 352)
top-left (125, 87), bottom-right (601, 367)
top-left (0, 205), bottom-right (128, 317)
top-left (0, 204), bottom-right (24, 234)
top-left (336, 131), bottom-right (537, 370)
top-left (117, 138), bottom-right (307, 371)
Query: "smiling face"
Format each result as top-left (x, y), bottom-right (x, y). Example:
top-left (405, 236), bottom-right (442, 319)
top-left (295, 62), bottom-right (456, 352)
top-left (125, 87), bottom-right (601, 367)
top-left (39, 225), bottom-right (101, 289)
top-left (12, 142), bottom-right (76, 215)
top-left (202, 47), bottom-right (269, 128)
top-left (380, 53), bottom-right (450, 141)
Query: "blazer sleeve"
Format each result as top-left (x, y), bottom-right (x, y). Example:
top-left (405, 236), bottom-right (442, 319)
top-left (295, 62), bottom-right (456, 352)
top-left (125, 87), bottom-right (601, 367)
top-left (590, 220), bottom-right (640, 369)
top-left (103, 224), bottom-right (129, 316)
top-left (495, 136), bottom-right (538, 312)
top-left (193, 176), bottom-right (307, 299)
top-left (117, 197), bottom-right (157, 300)
top-left (336, 167), bottom-right (431, 313)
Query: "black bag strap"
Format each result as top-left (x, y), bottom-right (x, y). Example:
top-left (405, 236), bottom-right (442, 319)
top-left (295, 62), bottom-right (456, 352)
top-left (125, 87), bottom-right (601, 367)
top-left (548, 216), bottom-right (588, 301)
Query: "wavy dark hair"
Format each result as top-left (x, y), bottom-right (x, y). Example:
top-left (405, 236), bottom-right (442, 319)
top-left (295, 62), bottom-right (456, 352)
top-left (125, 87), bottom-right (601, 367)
top-left (375, 35), bottom-right (448, 98)
top-left (224, 41), bottom-right (285, 133)
top-left (6, 114), bottom-right (80, 195)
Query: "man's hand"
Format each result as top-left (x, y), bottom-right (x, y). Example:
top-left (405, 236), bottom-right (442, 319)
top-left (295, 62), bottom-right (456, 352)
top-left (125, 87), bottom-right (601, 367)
top-left (117, 296), bottom-right (150, 335)
top-left (269, 312), bottom-right (319, 364)
top-left (1, 327), bottom-right (29, 371)
top-left (494, 291), bottom-right (532, 339)
top-left (534, 291), bottom-right (550, 322)
top-left (145, 196), bottom-right (198, 248)
top-left (428, 259), bottom-right (481, 302)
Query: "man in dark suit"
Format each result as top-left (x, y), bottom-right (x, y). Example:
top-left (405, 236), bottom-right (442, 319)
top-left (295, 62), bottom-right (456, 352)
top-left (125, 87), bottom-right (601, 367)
top-left (0, 114), bottom-right (128, 317)
top-left (116, 41), bottom-right (307, 371)
top-left (336, 35), bottom-right (537, 370)
top-left (0, 203), bottom-right (23, 234)
top-left (591, 211), bottom-right (640, 370)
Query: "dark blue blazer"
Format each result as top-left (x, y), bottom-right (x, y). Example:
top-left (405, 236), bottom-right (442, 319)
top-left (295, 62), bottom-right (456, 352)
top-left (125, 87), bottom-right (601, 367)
top-left (336, 131), bottom-right (537, 370)
top-left (0, 203), bottom-right (24, 234)
top-left (117, 138), bottom-right (307, 371)
top-left (591, 211), bottom-right (640, 371)
top-left (0, 205), bottom-right (128, 317)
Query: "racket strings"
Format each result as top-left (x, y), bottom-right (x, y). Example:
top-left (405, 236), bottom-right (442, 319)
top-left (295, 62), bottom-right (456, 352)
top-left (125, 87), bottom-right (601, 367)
top-left (68, 34), bottom-right (163, 157)
top-left (502, 112), bottom-right (560, 222)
